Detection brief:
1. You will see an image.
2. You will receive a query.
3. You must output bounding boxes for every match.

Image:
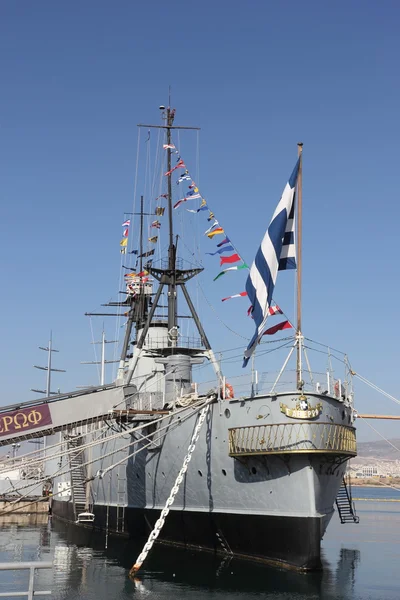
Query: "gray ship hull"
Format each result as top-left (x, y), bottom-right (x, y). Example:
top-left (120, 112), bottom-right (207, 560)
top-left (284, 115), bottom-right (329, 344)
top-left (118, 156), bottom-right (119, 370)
top-left (50, 389), bottom-right (356, 570)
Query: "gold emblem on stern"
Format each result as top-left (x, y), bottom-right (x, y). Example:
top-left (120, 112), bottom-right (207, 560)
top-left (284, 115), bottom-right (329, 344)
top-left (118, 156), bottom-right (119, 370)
top-left (280, 395), bottom-right (322, 420)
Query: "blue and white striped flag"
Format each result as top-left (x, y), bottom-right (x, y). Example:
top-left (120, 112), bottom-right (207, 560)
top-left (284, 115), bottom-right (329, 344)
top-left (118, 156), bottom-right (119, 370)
top-left (243, 158), bottom-right (300, 366)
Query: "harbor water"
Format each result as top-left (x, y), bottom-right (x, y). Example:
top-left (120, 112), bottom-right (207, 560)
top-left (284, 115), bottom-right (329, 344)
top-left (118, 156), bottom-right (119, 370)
top-left (0, 487), bottom-right (399, 599)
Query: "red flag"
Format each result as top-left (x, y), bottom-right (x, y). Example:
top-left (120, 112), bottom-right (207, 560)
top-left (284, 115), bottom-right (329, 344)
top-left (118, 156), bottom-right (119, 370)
top-left (164, 160), bottom-right (186, 176)
top-left (220, 253), bottom-right (241, 265)
top-left (269, 304), bottom-right (283, 315)
top-left (263, 320), bottom-right (292, 336)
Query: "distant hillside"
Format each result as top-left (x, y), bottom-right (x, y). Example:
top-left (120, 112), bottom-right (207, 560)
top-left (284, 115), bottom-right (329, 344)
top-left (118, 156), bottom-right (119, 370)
top-left (357, 438), bottom-right (400, 460)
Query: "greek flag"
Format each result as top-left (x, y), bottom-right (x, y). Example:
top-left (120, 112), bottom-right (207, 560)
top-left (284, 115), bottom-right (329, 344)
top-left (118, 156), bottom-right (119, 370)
top-left (243, 158), bottom-right (300, 366)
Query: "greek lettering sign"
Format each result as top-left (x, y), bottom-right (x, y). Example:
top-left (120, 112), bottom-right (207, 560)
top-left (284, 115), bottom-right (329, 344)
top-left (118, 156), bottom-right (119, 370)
top-left (280, 398), bottom-right (322, 420)
top-left (0, 404), bottom-right (52, 437)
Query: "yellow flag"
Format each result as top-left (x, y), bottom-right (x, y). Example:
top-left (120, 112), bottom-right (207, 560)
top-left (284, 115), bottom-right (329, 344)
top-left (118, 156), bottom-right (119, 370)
top-left (207, 228), bottom-right (224, 238)
top-left (120, 238), bottom-right (128, 247)
top-left (199, 198), bottom-right (207, 208)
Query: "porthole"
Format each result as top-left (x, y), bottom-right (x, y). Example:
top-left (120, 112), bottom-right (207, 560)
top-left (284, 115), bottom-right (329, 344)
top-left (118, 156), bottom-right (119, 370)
top-left (198, 470), bottom-right (203, 477)
top-left (222, 469), bottom-right (227, 476)
top-left (224, 408), bottom-right (231, 419)
top-left (251, 467), bottom-right (257, 475)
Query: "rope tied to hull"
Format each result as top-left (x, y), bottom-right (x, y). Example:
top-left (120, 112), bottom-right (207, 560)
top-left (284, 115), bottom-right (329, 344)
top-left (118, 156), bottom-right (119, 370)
top-left (129, 396), bottom-right (214, 577)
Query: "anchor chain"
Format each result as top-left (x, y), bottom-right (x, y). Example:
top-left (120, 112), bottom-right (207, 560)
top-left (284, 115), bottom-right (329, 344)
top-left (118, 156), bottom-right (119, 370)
top-left (129, 398), bottom-right (213, 577)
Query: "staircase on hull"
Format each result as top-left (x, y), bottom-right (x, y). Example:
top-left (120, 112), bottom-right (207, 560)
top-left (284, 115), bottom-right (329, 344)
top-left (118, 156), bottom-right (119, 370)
top-left (68, 436), bottom-right (94, 523)
top-left (336, 476), bottom-right (359, 524)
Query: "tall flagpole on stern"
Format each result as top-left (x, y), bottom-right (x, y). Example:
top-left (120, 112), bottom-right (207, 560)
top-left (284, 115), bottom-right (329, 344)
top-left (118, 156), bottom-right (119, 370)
top-left (296, 142), bottom-right (303, 390)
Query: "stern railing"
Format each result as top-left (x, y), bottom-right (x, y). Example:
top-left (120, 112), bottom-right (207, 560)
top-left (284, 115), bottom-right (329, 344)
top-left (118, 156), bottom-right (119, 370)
top-left (228, 422), bottom-right (356, 457)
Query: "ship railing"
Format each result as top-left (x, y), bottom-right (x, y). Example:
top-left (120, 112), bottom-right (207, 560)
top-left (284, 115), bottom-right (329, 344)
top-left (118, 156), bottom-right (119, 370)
top-left (228, 422), bottom-right (357, 457)
top-left (144, 335), bottom-right (204, 350)
top-left (0, 561), bottom-right (53, 599)
top-left (127, 391), bottom-right (164, 411)
top-left (195, 372), bottom-right (353, 404)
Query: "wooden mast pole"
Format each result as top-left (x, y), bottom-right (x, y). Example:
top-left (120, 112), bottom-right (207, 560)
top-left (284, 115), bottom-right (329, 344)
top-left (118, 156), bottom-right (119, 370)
top-left (296, 143), bottom-right (303, 389)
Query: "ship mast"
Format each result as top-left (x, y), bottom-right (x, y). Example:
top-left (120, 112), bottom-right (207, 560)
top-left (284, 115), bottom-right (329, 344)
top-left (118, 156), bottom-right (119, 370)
top-left (166, 107), bottom-right (177, 341)
top-left (296, 143), bottom-right (303, 389)
top-left (123, 104), bottom-right (223, 385)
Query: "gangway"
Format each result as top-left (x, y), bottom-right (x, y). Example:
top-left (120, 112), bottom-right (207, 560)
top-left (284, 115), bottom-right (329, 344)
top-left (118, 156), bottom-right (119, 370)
top-left (0, 384), bottom-right (128, 447)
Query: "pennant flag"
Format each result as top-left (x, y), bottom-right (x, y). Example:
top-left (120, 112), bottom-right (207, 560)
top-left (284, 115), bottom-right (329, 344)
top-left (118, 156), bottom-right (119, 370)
top-left (165, 159), bottom-right (185, 176)
top-left (213, 264), bottom-right (249, 281)
top-left (122, 219), bottom-right (131, 227)
top-left (120, 238), bottom-right (128, 247)
top-left (243, 158), bottom-right (300, 366)
top-left (216, 237), bottom-right (231, 248)
top-left (156, 194), bottom-right (168, 200)
top-left (139, 250), bottom-right (155, 258)
top-left (174, 194), bottom-right (201, 209)
top-left (204, 220), bottom-right (219, 234)
top-left (198, 205), bottom-right (208, 212)
top-left (269, 304), bottom-right (283, 316)
top-left (176, 173), bottom-right (191, 184)
top-left (220, 253), bottom-right (241, 265)
top-left (206, 245), bottom-right (235, 256)
top-left (151, 220), bottom-right (161, 229)
top-left (263, 320), bottom-right (292, 336)
top-left (136, 270), bottom-right (149, 277)
top-left (207, 211), bottom-right (215, 221)
top-left (120, 248), bottom-right (126, 254)
top-left (163, 144), bottom-right (176, 149)
top-left (124, 272), bottom-right (137, 278)
top-left (207, 227), bottom-right (225, 239)
top-left (221, 292), bottom-right (248, 302)
top-left (155, 207), bottom-right (165, 216)
top-left (148, 236), bottom-right (158, 243)
top-left (129, 249), bottom-right (138, 255)
top-left (144, 260), bottom-right (153, 269)
top-left (248, 304), bottom-right (283, 319)
top-left (189, 184), bottom-right (199, 192)
top-left (123, 228), bottom-right (129, 237)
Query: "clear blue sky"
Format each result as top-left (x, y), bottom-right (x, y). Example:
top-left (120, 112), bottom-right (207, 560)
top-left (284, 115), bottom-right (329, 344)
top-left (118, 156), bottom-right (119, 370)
top-left (1, 1), bottom-right (399, 442)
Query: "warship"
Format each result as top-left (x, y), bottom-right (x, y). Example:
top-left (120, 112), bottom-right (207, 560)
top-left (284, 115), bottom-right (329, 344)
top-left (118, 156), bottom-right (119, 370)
top-left (0, 106), bottom-right (359, 571)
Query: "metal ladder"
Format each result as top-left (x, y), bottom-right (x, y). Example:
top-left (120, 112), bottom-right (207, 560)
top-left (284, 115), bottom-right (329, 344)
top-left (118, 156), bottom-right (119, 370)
top-left (336, 476), bottom-right (360, 524)
top-left (116, 464), bottom-right (126, 533)
top-left (68, 437), bottom-right (87, 520)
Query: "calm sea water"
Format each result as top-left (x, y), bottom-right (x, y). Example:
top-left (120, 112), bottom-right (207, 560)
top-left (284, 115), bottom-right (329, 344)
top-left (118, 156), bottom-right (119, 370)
top-left (1, 487), bottom-right (400, 600)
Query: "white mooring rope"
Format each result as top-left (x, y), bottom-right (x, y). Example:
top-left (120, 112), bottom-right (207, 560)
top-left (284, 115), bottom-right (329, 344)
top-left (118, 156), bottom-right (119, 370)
top-left (129, 398), bottom-right (213, 577)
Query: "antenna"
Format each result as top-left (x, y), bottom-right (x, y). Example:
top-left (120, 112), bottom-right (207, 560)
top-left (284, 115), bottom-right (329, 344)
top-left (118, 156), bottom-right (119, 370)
top-left (81, 330), bottom-right (118, 385)
top-left (32, 331), bottom-right (66, 396)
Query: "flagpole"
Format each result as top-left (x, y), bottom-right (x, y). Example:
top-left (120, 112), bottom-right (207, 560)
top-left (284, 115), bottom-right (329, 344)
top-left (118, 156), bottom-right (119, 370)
top-left (296, 143), bottom-right (303, 389)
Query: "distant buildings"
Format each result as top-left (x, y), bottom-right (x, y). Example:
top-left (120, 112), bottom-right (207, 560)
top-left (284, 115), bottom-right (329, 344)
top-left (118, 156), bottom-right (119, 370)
top-left (350, 460), bottom-right (400, 479)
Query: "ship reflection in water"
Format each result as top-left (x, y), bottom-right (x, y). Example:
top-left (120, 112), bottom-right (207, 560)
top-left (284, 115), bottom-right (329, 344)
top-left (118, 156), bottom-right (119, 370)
top-left (0, 500), bottom-right (400, 599)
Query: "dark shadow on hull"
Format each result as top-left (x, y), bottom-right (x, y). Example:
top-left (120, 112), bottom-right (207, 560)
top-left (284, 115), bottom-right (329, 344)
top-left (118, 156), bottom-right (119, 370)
top-left (52, 499), bottom-right (322, 571)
